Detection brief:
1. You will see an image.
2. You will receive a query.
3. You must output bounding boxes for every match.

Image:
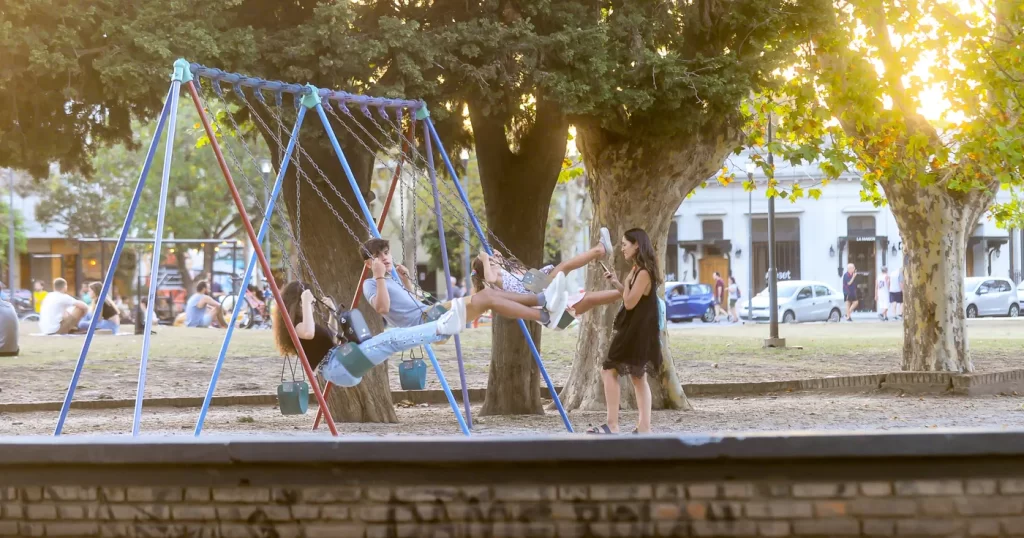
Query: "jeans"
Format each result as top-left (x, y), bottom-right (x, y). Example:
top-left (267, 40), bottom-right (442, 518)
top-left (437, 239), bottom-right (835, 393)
top-left (320, 321), bottom-right (444, 387)
top-left (78, 311), bottom-right (119, 335)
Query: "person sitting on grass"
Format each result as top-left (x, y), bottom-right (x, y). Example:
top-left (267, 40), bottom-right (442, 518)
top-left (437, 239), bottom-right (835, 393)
top-left (182, 280), bottom-right (226, 328)
top-left (38, 278), bottom-right (89, 335)
top-left (361, 238), bottom-right (571, 330)
top-left (77, 282), bottom-right (121, 334)
top-left (274, 280), bottom-right (468, 387)
top-left (0, 283), bottom-right (20, 356)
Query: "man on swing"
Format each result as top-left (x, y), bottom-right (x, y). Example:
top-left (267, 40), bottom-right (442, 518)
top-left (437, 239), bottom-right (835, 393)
top-left (360, 239), bottom-right (571, 330)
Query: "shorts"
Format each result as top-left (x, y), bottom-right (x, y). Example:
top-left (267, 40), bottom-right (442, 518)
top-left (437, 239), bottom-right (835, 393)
top-left (844, 291), bottom-right (858, 303)
top-left (729, 298), bottom-right (738, 307)
top-left (889, 291), bottom-right (903, 303)
top-left (57, 310), bottom-right (81, 335)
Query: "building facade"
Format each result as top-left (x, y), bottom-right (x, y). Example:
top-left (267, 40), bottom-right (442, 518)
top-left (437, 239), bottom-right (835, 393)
top-left (673, 155), bottom-right (1021, 312)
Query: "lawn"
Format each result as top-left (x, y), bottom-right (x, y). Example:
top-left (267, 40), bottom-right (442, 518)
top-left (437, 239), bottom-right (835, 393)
top-left (1, 318), bottom-right (1022, 406)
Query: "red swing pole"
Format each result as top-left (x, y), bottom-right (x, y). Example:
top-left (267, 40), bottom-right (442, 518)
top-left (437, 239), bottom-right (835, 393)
top-left (312, 120), bottom-right (412, 431)
top-left (185, 80), bottom-right (340, 436)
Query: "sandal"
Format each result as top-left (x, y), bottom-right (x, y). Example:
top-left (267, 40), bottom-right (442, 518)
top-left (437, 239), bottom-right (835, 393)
top-left (586, 424), bottom-right (613, 434)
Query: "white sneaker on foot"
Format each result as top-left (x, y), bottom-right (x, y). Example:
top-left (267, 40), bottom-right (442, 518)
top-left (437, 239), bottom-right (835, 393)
top-left (599, 227), bottom-right (613, 260)
top-left (436, 298), bottom-right (467, 336)
top-left (544, 291), bottom-right (569, 330)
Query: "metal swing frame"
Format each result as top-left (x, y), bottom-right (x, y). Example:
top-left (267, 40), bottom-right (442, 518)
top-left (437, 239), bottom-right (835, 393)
top-left (55, 59), bottom-right (573, 438)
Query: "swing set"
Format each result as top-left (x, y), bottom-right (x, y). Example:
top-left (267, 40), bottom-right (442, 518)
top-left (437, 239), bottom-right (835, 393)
top-left (53, 59), bottom-right (573, 438)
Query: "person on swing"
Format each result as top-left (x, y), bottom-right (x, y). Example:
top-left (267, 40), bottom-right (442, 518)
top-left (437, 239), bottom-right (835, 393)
top-left (360, 239), bottom-right (571, 330)
top-left (274, 281), bottom-right (468, 388)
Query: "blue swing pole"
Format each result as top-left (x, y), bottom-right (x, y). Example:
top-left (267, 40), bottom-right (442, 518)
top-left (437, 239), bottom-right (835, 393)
top-left (311, 90), bottom-right (470, 437)
top-left (421, 114), bottom-right (473, 429)
top-left (193, 107), bottom-right (307, 436)
top-left (53, 84), bottom-right (175, 436)
top-left (132, 63), bottom-right (187, 436)
top-left (424, 117), bottom-right (574, 433)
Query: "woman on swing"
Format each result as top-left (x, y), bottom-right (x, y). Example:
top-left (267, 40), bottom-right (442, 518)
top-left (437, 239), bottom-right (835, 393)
top-left (274, 280), bottom-right (468, 388)
top-left (472, 227), bottom-right (617, 324)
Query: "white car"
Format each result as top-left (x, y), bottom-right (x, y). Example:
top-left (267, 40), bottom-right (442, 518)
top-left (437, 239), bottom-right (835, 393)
top-left (964, 277), bottom-right (1019, 318)
top-left (742, 280), bottom-right (845, 323)
top-left (1019, 280), bottom-right (1024, 310)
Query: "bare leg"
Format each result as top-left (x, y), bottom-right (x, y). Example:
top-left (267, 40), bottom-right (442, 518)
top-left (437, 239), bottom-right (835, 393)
top-left (465, 289), bottom-right (543, 322)
top-left (570, 290), bottom-right (621, 316)
top-left (601, 369), bottom-right (621, 433)
top-left (631, 374), bottom-right (652, 433)
top-left (550, 245), bottom-right (606, 278)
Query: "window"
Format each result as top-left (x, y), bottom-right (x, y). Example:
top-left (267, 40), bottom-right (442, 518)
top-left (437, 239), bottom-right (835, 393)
top-left (702, 219), bottom-right (724, 241)
top-left (797, 287), bottom-right (813, 300)
top-left (670, 286), bottom-right (685, 297)
top-left (847, 216), bottom-right (876, 238)
top-left (814, 285), bottom-right (832, 297)
top-left (980, 281), bottom-right (996, 294)
top-left (751, 217), bottom-right (801, 292)
top-left (688, 284), bottom-right (711, 296)
top-left (997, 280), bottom-right (1012, 292)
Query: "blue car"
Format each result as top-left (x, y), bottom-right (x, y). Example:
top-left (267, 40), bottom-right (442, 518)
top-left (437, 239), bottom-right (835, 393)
top-left (664, 281), bottom-right (717, 323)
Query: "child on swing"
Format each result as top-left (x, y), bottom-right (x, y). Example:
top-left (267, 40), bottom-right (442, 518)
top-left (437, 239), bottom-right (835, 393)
top-left (360, 238), bottom-right (571, 330)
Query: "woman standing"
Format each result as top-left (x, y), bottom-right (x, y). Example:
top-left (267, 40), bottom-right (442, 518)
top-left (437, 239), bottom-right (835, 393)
top-left (727, 276), bottom-right (741, 323)
top-left (587, 228), bottom-right (662, 435)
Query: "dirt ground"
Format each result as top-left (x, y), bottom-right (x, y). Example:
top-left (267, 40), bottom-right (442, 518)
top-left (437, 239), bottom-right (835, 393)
top-left (5, 392), bottom-right (1024, 437)
top-left (2, 319), bottom-right (1023, 437)
top-left (2, 319), bottom-right (1022, 406)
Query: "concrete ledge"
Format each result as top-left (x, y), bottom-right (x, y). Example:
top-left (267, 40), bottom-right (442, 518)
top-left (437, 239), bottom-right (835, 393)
top-left (4, 370), bottom-right (1024, 415)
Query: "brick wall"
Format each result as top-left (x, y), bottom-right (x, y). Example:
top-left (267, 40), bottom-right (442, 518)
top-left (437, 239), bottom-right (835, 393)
top-left (4, 478), bottom-right (1024, 536)
top-left (4, 432), bottom-right (1024, 537)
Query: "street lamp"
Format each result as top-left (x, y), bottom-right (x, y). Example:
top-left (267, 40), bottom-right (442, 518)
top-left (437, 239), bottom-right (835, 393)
top-left (746, 163), bottom-right (755, 325)
top-left (764, 114), bottom-right (785, 348)
top-left (260, 159), bottom-right (272, 285)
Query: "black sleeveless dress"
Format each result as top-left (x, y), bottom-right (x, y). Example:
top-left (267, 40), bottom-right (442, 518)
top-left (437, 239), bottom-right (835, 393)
top-left (603, 269), bottom-right (662, 378)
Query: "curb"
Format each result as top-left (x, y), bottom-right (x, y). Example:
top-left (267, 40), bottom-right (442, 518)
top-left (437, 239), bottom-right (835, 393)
top-left (3, 370), bottom-right (1023, 415)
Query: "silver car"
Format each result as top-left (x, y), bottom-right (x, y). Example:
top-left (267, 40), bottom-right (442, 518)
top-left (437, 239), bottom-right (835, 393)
top-left (964, 277), bottom-right (1019, 318)
top-left (742, 280), bottom-right (845, 323)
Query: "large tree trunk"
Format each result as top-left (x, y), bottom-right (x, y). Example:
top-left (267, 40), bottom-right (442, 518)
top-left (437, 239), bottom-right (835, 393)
top-left (559, 126), bottom-right (734, 412)
top-left (885, 180), bottom-right (995, 372)
top-left (472, 98), bottom-right (569, 416)
top-left (271, 120), bottom-right (398, 423)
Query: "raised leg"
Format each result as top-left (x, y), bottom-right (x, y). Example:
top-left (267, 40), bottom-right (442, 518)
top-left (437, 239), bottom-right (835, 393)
top-left (631, 373), bottom-right (652, 433)
top-left (465, 289), bottom-right (544, 322)
top-left (550, 245), bottom-right (606, 278)
top-left (601, 368), bottom-right (622, 433)
top-left (569, 289), bottom-right (621, 316)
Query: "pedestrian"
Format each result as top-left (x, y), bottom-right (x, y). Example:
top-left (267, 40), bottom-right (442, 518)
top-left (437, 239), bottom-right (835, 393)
top-left (727, 275), bottom-right (740, 323)
top-left (586, 228), bottom-right (661, 435)
top-left (876, 267), bottom-right (890, 321)
top-left (890, 265), bottom-right (904, 320)
top-left (713, 271), bottom-right (727, 322)
top-left (843, 263), bottom-right (858, 322)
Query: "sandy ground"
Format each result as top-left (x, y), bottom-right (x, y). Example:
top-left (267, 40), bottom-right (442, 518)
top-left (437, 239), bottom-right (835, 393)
top-left (4, 392), bottom-right (1024, 437)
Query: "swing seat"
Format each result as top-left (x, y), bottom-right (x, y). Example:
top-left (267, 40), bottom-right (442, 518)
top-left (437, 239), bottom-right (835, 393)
top-left (399, 357), bottom-right (428, 390)
top-left (522, 268), bottom-right (550, 294)
top-left (330, 342), bottom-right (377, 379)
top-left (422, 303), bottom-right (448, 322)
top-left (277, 380), bottom-right (310, 415)
top-left (338, 309), bottom-right (373, 344)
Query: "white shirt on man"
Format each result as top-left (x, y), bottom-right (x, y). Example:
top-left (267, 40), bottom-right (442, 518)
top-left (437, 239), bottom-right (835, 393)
top-left (38, 291), bottom-right (75, 334)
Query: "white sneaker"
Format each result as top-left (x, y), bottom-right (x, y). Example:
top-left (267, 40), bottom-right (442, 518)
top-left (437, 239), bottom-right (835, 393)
top-left (598, 227), bottom-right (613, 260)
top-left (543, 272), bottom-right (567, 309)
top-left (436, 299), bottom-right (467, 336)
top-left (544, 291), bottom-right (569, 330)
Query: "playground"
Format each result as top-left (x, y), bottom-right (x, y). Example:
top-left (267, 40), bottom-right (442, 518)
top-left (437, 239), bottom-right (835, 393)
top-left (4, 319), bottom-right (1024, 436)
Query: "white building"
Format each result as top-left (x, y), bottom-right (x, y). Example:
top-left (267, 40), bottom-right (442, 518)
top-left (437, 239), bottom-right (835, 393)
top-left (671, 154), bottom-right (1022, 312)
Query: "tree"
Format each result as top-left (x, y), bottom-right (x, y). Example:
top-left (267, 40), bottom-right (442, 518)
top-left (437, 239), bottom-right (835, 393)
top-left (557, 0), bottom-right (829, 412)
top-left (764, 0), bottom-right (1024, 371)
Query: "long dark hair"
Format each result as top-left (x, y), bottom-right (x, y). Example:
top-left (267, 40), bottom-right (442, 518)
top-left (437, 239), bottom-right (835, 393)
top-left (623, 228), bottom-right (661, 290)
top-left (273, 281), bottom-right (307, 356)
top-left (471, 258), bottom-right (486, 293)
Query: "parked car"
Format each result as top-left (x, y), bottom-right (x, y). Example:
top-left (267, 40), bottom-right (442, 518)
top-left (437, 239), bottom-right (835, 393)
top-left (664, 282), bottom-right (716, 323)
top-left (1018, 280), bottom-right (1024, 310)
top-left (964, 277), bottom-right (1019, 318)
top-left (742, 280), bottom-right (844, 323)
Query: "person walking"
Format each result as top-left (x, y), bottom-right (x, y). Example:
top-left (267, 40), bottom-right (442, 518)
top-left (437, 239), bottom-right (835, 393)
top-left (842, 263), bottom-right (859, 322)
top-left (890, 265), bottom-right (904, 320)
top-left (727, 275), bottom-right (741, 323)
top-left (876, 267), bottom-right (890, 321)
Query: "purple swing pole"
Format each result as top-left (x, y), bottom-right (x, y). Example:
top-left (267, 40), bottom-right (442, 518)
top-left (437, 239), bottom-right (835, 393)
top-left (54, 83), bottom-right (175, 436)
top-left (421, 116), bottom-right (473, 429)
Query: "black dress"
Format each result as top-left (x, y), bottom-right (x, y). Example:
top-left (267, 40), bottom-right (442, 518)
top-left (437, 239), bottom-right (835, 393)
top-left (603, 269), bottom-right (662, 378)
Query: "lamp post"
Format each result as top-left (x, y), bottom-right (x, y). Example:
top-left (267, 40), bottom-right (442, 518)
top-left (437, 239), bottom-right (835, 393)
top-left (260, 159), bottom-right (272, 285)
top-left (746, 163), bottom-right (755, 325)
top-left (8, 169), bottom-right (15, 294)
top-left (764, 114), bottom-right (785, 348)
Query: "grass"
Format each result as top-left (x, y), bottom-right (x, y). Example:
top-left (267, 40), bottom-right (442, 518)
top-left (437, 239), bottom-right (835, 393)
top-left (1, 318), bottom-right (1022, 405)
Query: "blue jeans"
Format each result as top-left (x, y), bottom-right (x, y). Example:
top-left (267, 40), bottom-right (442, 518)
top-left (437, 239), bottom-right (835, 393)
top-left (320, 321), bottom-right (444, 387)
top-left (78, 311), bottom-right (119, 334)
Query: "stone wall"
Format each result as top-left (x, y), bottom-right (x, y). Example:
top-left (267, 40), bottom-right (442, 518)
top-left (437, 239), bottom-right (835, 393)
top-left (3, 431), bottom-right (1024, 537)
